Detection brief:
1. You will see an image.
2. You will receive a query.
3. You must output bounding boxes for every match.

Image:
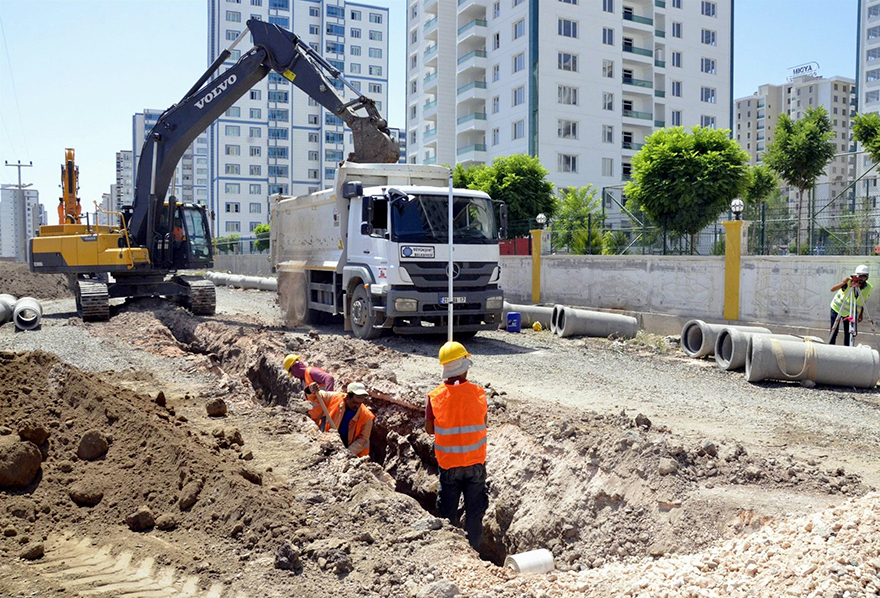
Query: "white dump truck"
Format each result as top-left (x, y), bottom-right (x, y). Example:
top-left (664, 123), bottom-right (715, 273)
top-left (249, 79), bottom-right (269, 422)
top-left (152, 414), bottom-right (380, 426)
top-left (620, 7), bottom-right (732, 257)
top-left (270, 162), bottom-right (505, 340)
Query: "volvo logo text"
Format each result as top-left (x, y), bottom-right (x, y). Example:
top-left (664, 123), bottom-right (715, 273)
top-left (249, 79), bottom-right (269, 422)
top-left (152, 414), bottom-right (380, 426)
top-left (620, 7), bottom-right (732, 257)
top-left (195, 74), bottom-right (238, 109)
top-left (446, 263), bottom-right (461, 279)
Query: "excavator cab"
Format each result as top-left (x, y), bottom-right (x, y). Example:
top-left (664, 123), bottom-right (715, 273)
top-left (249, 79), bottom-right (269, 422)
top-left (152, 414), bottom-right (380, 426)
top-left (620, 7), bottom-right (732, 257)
top-left (180, 204), bottom-right (212, 266)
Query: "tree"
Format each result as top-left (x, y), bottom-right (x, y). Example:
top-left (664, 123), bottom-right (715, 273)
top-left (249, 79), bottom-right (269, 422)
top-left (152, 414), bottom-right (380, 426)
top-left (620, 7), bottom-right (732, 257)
top-left (550, 185), bottom-right (602, 253)
top-left (762, 106), bottom-right (837, 251)
top-left (463, 154), bottom-right (555, 238)
top-left (853, 112), bottom-right (880, 164)
top-left (743, 165), bottom-right (778, 205)
top-left (624, 126), bottom-right (749, 253)
top-left (253, 223), bottom-right (270, 252)
top-left (215, 234), bottom-right (240, 255)
top-left (600, 230), bottom-right (629, 255)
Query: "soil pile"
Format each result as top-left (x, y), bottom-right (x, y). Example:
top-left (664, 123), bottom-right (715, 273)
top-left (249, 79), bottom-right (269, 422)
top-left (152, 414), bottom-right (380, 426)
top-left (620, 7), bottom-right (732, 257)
top-left (0, 262), bottom-right (69, 300)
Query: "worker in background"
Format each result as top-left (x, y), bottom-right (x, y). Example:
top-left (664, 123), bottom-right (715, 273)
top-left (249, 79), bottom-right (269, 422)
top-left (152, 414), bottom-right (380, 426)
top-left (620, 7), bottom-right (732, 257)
top-left (172, 219), bottom-right (186, 244)
top-left (829, 264), bottom-right (873, 346)
top-left (57, 199), bottom-right (65, 225)
top-left (307, 381), bottom-right (374, 457)
top-left (283, 354), bottom-right (335, 424)
top-left (426, 341), bottom-right (488, 552)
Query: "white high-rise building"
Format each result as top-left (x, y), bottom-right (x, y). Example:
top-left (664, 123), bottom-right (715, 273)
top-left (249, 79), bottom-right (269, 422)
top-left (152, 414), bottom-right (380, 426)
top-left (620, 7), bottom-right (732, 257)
top-left (406, 0), bottom-right (732, 224)
top-left (132, 110), bottom-right (209, 210)
top-left (207, 0), bottom-right (390, 237)
top-left (0, 185), bottom-right (41, 260)
top-left (114, 150), bottom-right (134, 210)
top-left (857, 0), bottom-right (879, 190)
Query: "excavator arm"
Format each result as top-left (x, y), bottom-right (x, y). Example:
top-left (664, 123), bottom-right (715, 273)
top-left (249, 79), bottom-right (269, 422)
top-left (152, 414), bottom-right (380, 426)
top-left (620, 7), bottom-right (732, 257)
top-left (129, 18), bottom-right (399, 248)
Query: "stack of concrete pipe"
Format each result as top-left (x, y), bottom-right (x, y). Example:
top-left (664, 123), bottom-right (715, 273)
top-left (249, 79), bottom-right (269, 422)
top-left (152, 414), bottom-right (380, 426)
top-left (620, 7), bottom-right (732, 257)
top-left (206, 271), bottom-right (277, 292)
top-left (503, 302), bottom-right (638, 339)
top-left (714, 328), bottom-right (823, 371)
top-left (0, 294), bottom-right (43, 331)
top-left (680, 319), bottom-right (771, 358)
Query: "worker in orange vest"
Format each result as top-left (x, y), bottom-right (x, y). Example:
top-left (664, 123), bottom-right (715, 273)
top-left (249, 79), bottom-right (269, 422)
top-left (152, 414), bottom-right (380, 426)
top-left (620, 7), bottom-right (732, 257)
top-left (426, 341), bottom-right (488, 551)
top-left (283, 354), bottom-right (335, 424)
top-left (307, 382), bottom-right (374, 458)
top-left (57, 199), bottom-right (65, 225)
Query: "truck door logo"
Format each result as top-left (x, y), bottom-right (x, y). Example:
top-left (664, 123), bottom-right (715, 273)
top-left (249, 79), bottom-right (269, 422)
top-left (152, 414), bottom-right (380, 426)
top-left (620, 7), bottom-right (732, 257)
top-left (195, 74), bottom-right (238, 109)
top-left (400, 246), bottom-right (435, 259)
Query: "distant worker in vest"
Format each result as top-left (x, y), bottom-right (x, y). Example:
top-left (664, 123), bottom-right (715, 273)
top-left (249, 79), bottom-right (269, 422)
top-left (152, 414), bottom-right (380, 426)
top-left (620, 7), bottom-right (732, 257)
top-left (283, 354), bottom-right (335, 424)
top-left (306, 381), bottom-right (374, 457)
top-left (172, 219), bottom-right (186, 244)
top-left (829, 264), bottom-right (873, 346)
top-left (57, 199), bottom-right (65, 225)
top-left (426, 341), bottom-right (488, 552)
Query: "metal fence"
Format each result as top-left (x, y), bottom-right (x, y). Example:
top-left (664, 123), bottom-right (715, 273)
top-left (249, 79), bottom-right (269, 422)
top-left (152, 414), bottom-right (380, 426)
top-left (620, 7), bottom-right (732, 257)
top-left (213, 234), bottom-right (270, 255)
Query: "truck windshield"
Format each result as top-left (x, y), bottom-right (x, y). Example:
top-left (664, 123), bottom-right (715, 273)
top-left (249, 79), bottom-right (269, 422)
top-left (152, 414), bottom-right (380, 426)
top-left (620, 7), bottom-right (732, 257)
top-left (391, 195), bottom-right (498, 244)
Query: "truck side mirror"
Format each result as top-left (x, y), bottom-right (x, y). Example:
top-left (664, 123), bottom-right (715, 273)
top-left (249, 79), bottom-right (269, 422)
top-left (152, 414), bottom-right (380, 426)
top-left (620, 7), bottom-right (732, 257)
top-left (343, 181), bottom-right (363, 199)
top-left (498, 203), bottom-right (508, 238)
top-left (361, 196), bottom-right (374, 224)
top-left (361, 223), bottom-right (374, 235)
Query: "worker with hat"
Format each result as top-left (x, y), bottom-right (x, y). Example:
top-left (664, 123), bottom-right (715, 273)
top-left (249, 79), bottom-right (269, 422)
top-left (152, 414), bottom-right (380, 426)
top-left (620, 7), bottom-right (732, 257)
top-left (307, 382), bottom-right (374, 457)
top-left (283, 354), bottom-right (335, 424)
top-left (829, 264), bottom-right (874, 346)
top-left (425, 341), bottom-right (488, 552)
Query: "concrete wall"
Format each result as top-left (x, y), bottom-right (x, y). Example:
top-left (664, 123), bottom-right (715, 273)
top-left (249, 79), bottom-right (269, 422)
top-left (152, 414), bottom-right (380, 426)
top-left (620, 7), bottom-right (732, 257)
top-left (213, 254), bottom-right (273, 277)
top-left (501, 255), bottom-right (880, 331)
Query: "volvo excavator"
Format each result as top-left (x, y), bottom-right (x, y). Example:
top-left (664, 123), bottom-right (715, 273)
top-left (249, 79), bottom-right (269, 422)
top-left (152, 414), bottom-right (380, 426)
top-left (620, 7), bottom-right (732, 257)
top-left (29, 19), bottom-right (399, 320)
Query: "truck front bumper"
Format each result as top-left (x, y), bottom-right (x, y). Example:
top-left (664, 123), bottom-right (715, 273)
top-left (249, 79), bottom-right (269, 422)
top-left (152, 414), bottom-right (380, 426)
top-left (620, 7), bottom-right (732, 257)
top-left (383, 287), bottom-right (503, 332)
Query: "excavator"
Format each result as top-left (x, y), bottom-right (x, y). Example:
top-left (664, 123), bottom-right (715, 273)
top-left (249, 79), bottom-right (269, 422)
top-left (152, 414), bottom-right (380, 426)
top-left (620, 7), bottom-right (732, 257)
top-left (29, 19), bottom-right (399, 320)
top-left (57, 148), bottom-right (83, 226)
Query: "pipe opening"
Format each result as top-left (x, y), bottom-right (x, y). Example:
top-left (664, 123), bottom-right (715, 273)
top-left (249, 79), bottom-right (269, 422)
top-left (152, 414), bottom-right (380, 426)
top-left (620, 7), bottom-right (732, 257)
top-left (557, 308), bottom-right (567, 332)
top-left (684, 323), bottom-right (704, 355)
top-left (718, 331), bottom-right (733, 366)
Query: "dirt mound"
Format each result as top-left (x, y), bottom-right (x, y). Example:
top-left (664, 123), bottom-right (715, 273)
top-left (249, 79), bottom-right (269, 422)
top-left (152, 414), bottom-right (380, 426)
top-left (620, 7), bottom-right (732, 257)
top-left (0, 262), bottom-right (69, 300)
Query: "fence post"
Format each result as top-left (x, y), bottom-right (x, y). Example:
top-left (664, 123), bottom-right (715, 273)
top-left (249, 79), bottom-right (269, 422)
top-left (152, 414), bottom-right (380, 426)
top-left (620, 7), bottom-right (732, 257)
top-left (722, 220), bottom-right (744, 321)
top-left (530, 228), bottom-right (542, 303)
top-left (760, 202), bottom-right (766, 255)
top-left (587, 213), bottom-right (592, 255)
top-left (662, 224), bottom-right (667, 256)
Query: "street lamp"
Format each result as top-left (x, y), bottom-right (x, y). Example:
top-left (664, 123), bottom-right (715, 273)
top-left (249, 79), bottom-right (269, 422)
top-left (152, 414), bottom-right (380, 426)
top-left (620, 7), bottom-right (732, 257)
top-left (536, 213), bottom-right (547, 229)
top-left (730, 199), bottom-right (744, 221)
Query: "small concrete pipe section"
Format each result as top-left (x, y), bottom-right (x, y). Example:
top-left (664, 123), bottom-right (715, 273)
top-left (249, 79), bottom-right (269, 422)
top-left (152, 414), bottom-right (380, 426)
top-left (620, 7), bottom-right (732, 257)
top-left (0, 294), bottom-right (16, 325)
top-left (550, 304), bottom-right (564, 335)
top-left (715, 329), bottom-right (823, 371)
top-left (746, 335), bottom-right (880, 388)
top-left (556, 305), bottom-right (639, 339)
top-left (504, 549), bottom-right (555, 574)
top-left (502, 302), bottom-right (553, 329)
top-left (680, 320), bottom-right (770, 358)
top-left (205, 271), bottom-right (276, 291)
top-left (12, 297), bottom-right (42, 331)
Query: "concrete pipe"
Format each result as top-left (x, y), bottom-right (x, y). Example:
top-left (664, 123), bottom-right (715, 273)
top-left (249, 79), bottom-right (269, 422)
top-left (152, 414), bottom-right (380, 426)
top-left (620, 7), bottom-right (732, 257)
top-left (0, 294), bottom-right (16, 325)
top-left (239, 276), bottom-right (261, 289)
top-left (746, 335), bottom-right (880, 388)
top-left (12, 297), bottom-right (42, 331)
top-left (680, 320), bottom-right (770, 359)
top-left (550, 304), bottom-right (564, 335)
top-left (257, 277), bottom-right (278, 292)
top-left (556, 306), bottom-right (639, 339)
top-left (214, 273), bottom-right (230, 286)
top-left (227, 275), bottom-right (245, 288)
top-left (715, 329), bottom-right (824, 371)
top-left (502, 302), bottom-right (553, 329)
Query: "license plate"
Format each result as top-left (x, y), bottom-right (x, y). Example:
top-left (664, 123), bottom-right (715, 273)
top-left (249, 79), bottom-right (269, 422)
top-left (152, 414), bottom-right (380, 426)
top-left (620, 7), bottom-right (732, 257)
top-left (440, 296), bottom-right (466, 304)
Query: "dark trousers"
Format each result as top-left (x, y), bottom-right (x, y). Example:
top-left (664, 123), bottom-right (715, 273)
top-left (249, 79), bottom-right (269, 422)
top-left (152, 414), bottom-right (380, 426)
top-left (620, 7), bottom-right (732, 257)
top-left (437, 463), bottom-right (488, 551)
top-left (829, 307), bottom-right (852, 346)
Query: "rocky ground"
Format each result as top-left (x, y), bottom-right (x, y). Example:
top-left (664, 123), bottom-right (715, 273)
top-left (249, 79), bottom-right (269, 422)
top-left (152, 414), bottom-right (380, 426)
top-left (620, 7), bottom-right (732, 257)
top-left (1, 285), bottom-right (879, 597)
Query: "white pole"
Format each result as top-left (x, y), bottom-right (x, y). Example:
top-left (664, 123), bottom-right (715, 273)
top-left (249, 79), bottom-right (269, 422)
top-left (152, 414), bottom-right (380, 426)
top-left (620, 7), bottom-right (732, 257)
top-left (448, 170), bottom-right (454, 342)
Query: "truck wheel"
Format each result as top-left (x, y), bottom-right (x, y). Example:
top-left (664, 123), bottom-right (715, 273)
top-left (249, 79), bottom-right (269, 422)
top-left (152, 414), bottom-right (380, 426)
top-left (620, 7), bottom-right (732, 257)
top-left (350, 285), bottom-right (381, 340)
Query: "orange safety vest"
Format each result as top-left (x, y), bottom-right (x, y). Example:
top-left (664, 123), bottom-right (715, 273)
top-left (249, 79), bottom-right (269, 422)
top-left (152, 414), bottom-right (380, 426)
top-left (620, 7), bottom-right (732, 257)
top-left (324, 395), bottom-right (374, 458)
top-left (305, 368), bottom-right (328, 422)
top-left (428, 381), bottom-right (487, 470)
top-left (173, 226), bottom-right (185, 242)
top-left (57, 203), bottom-right (65, 225)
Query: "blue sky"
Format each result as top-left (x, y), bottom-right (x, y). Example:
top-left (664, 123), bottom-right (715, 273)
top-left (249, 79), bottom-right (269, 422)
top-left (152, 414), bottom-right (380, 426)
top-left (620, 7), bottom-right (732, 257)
top-left (0, 0), bottom-right (859, 218)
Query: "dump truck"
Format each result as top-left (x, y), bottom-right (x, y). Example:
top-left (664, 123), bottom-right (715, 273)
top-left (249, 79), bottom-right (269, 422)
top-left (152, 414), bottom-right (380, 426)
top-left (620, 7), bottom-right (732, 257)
top-left (270, 162), bottom-right (505, 340)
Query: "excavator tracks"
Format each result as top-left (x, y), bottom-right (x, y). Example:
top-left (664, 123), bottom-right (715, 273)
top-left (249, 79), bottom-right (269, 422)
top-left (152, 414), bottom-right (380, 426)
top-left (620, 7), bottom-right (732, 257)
top-left (76, 280), bottom-right (110, 321)
top-left (182, 278), bottom-right (216, 315)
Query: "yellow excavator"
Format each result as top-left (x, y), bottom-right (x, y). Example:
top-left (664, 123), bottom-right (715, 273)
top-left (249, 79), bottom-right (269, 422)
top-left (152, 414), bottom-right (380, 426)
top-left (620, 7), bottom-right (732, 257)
top-left (29, 19), bottom-right (399, 320)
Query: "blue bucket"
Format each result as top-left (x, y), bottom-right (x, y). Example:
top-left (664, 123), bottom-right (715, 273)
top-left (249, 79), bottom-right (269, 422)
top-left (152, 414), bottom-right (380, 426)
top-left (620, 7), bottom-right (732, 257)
top-left (506, 312), bottom-right (521, 333)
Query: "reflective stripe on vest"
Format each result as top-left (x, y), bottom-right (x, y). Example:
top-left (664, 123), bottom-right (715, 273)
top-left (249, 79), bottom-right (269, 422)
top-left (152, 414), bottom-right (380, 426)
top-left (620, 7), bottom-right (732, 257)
top-left (428, 381), bottom-right (487, 469)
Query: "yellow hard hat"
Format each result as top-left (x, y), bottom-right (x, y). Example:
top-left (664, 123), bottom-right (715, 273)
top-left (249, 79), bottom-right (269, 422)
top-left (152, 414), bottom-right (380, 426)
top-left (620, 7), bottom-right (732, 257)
top-left (283, 354), bottom-right (301, 374)
top-left (438, 341), bottom-right (470, 365)
top-left (532, 321), bottom-right (543, 331)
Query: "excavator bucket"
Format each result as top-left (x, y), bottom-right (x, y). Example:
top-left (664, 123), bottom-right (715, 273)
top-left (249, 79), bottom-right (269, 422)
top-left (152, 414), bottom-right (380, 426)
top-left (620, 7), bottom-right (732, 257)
top-left (348, 117), bottom-right (401, 164)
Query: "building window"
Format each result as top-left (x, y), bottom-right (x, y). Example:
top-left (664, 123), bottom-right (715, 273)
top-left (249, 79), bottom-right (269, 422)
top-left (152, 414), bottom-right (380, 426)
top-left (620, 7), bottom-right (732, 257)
top-left (226, 222), bottom-right (240, 233)
top-left (602, 158), bottom-right (613, 177)
top-left (250, 90), bottom-right (261, 100)
top-left (672, 52), bottom-right (682, 68)
top-left (492, 128), bottom-right (500, 145)
top-left (701, 115), bottom-right (716, 128)
top-left (672, 81), bottom-right (682, 97)
top-left (225, 186), bottom-right (240, 198)
top-left (249, 108), bottom-right (262, 119)
top-left (602, 27), bottom-right (614, 45)
top-left (225, 164), bottom-right (240, 175)
top-left (510, 86), bottom-right (524, 107)
top-left (603, 92), bottom-right (613, 110)
top-left (249, 187), bottom-right (261, 197)
top-left (492, 96), bottom-right (500, 113)
top-left (671, 110), bottom-right (682, 126)
top-left (308, 150), bottom-right (319, 161)
top-left (368, 83), bottom-right (382, 94)
top-left (672, 22), bottom-right (682, 38)
top-left (225, 145), bottom-right (240, 156)
top-left (369, 30), bottom-right (383, 41)
top-left (308, 132), bottom-right (319, 143)
top-left (512, 120), bottom-right (525, 140)
top-left (250, 146), bottom-right (261, 157)
top-left (558, 154), bottom-right (578, 173)
top-left (351, 45), bottom-right (361, 56)
top-left (557, 120), bottom-right (578, 139)
top-left (350, 63), bottom-right (361, 74)
top-left (226, 106), bottom-right (240, 117)
top-left (308, 114), bottom-right (319, 125)
top-left (309, 24), bottom-right (319, 35)
top-left (602, 59), bottom-right (613, 78)
top-left (268, 128), bottom-right (288, 140)
top-left (493, 32), bottom-right (500, 50)
top-left (602, 125), bottom-right (613, 143)
top-left (493, 1), bottom-right (501, 18)
top-left (558, 18), bottom-right (578, 38)
top-left (268, 90), bottom-right (288, 103)
top-left (493, 63), bottom-right (501, 81)
top-left (701, 1), bottom-right (716, 17)
top-left (226, 11), bottom-right (241, 22)
top-left (369, 12), bottom-right (382, 23)
top-left (513, 19), bottom-right (525, 39)
top-left (369, 47), bottom-right (383, 58)
top-left (701, 29), bottom-right (717, 45)
top-left (513, 52), bottom-right (525, 72)
top-left (558, 52), bottom-right (578, 72)
top-left (867, 90), bottom-right (880, 103)
top-left (602, 0), bottom-right (613, 12)
top-left (369, 65), bottom-right (383, 76)
top-left (269, 165), bottom-right (289, 177)
top-left (226, 29), bottom-right (240, 41)
top-left (701, 87), bottom-right (716, 103)
top-left (558, 85), bottom-right (578, 105)
top-left (225, 125), bottom-right (240, 136)
top-left (248, 127), bottom-right (261, 138)
top-left (701, 58), bottom-right (716, 74)
top-left (249, 165), bottom-right (261, 176)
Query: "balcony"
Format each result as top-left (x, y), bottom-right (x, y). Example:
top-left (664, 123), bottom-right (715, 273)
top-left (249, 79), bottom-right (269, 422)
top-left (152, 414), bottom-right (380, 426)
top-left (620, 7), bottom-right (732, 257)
top-left (655, 29), bottom-right (665, 37)
top-left (457, 49), bottom-right (487, 65)
top-left (457, 143), bottom-right (487, 155)
top-left (623, 109), bottom-right (653, 120)
top-left (457, 144), bottom-right (487, 165)
top-left (457, 112), bottom-right (487, 134)
top-left (655, 0), bottom-right (665, 6)
top-left (623, 45), bottom-right (653, 57)
top-left (458, 19), bottom-right (487, 42)
top-left (457, 0), bottom-right (486, 17)
top-left (424, 156), bottom-right (438, 165)
top-left (457, 112), bottom-right (487, 124)
top-left (423, 16), bottom-right (438, 31)
top-left (423, 99), bottom-right (438, 116)
top-left (623, 13), bottom-right (653, 26)
top-left (622, 141), bottom-right (645, 150)
top-left (457, 80), bottom-right (487, 102)
top-left (423, 71), bottom-right (438, 90)
top-left (655, 59), bottom-right (666, 68)
top-left (654, 120), bottom-right (665, 127)
top-left (457, 49), bottom-right (487, 74)
top-left (423, 128), bottom-right (438, 141)
top-left (654, 90), bottom-right (666, 98)
top-left (424, 44), bottom-right (438, 59)
top-left (623, 76), bottom-right (653, 89)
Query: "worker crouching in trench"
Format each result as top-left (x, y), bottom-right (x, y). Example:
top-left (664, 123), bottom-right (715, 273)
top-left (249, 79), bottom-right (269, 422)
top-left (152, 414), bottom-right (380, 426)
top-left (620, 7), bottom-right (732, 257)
top-left (305, 382), bottom-right (374, 458)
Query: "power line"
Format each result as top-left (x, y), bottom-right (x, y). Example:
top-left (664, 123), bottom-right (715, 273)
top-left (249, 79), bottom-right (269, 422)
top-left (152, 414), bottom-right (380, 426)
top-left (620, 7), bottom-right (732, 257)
top-left (0, 16), bottom-right (30, 160)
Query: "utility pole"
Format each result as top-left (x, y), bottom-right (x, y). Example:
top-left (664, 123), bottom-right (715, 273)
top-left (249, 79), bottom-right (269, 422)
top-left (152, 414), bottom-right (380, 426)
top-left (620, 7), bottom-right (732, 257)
top-left (5, 160), bottom-right (34, 263)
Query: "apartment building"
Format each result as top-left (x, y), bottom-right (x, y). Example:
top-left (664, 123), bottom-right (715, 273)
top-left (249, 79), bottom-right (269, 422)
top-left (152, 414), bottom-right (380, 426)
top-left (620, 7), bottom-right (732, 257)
top-left (132, 110), bottom-right (209, 209)
top-left (858, 0), bottom-right (880, 188)
top-left (207, 0), bottom-right (390, 237)
top-left (0, 185), bottom-right (41, 260)
top-left (406, 0), bottom-right (732, 225)
top-left (735, 75), bottom-right (856, 215)
top-left (113, 150), bottom-right (134, 211)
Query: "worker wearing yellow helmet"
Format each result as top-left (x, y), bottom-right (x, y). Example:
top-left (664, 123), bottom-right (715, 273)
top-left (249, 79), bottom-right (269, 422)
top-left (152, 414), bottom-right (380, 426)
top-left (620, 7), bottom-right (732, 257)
top-left (829, 264), bottom-right (873, 346)
top-left (425, 341), bottom-right (488, 551)
top-left (283, 354), bottom-right (335, 424)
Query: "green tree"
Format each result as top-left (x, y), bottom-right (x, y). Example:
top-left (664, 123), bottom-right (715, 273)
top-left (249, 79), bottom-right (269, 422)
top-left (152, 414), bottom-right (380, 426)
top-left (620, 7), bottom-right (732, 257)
top-left (600, 230), bottom-right (629, 255)
top-left (743, 165), bottom-right (778, 205)
top-left (853, 112), bottom-right (880, 164)
top-left (762, 106), bottom-right (837, 251)
top-left (465, 154), bottom-right (555, 238)
top-left (253, 223), bottom-right (270, 252)
top-left (624, 126), bottom-right (749, 253)
top-left (215, 234), bottom-right (239, 255)
top-left (550, 185), bottom-right (602, 253)
top-left (452, 163), bottom-right (486, 189)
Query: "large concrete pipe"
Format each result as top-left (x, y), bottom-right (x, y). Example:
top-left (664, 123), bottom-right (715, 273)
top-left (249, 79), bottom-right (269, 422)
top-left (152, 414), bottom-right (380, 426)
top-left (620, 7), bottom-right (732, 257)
top-left (257, 277), bottom-right (278, 292)
top-left (746, 335), bottom-right (880, 388)
top-left (556, 305), bottom-right (639, 339)
top-left (0, 294), bottom-right (16, 325)
top-left (12, 297), bottom-right (42, 331)
top-left (680, 320), bottom-right (770, 358)
top-left (502, 302), bottom-right (553, 328)
top-left (550, 304), bottom-right (564, 335)
top-left (227, 275), bottom-right (245, 288)
top-left (715, 329), bottom-right (824, 371)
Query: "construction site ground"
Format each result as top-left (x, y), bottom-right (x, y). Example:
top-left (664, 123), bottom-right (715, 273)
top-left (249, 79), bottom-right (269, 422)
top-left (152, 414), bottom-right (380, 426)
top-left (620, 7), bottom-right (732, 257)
top-left (1, 277), bottom-right (879, 597)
